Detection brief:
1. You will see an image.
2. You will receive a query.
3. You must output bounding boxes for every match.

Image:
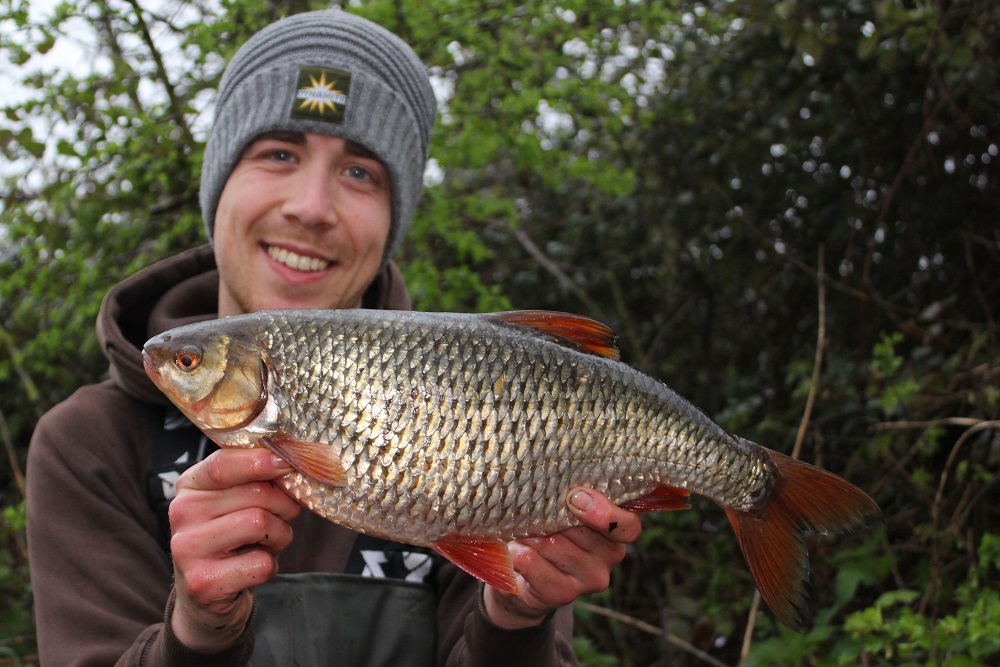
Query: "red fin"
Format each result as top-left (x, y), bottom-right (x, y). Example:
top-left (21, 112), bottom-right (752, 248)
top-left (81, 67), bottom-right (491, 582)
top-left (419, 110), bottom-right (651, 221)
top-left (724, 450), bottom-right (881, 631)
top-left (489, 310), bottom-right (620, 360)
top-left (432, 537), bottom-right (518, 594)
top-left (266, 437), bottom-right (346, 487)
top-left (620, 485), bottom-right (691, 512)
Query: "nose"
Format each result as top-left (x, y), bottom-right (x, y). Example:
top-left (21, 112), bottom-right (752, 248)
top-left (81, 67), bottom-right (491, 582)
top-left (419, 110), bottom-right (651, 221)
top-left (280, 161), bottom-right (337, 228)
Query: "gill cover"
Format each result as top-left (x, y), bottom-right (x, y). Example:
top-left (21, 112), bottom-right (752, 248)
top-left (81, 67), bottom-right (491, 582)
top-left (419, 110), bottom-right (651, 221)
top-left (143, 328), bottom-right (266, 433)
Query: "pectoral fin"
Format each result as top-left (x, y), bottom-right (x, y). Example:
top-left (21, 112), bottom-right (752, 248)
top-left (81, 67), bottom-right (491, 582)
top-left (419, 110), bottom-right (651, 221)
top-left (265, 436), bottom-right (347, 487)
top-left (432, 537), bottom-right (519, 595)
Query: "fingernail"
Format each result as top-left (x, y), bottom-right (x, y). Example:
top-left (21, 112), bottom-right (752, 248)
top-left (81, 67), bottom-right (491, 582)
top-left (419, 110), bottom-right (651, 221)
top-left (507, 542), bottom-right (528, 559)
top-left (271, 454), bottom-right (292, 470)
top-left (569, 489), bottom-right (593, 512)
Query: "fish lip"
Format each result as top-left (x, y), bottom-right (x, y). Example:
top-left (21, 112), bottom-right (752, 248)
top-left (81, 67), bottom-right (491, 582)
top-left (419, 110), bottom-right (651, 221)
top-left (141, 348), bottom-right (161, 380)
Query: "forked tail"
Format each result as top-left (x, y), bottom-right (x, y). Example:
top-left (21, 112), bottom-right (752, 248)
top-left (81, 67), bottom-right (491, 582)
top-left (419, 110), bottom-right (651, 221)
top-left (723, 450), bottom-right (881, 631)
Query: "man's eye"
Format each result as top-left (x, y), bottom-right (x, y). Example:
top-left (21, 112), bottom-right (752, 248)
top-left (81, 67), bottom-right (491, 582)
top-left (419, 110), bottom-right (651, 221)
top-left (267, 149), bottom-right (295, 162)
top-left (347, 166), bottom-right (371, 180)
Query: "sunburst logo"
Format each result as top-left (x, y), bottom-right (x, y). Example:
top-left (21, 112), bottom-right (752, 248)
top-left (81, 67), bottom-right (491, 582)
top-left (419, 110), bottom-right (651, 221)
top-left (290, 67), bottom-right (351, 123)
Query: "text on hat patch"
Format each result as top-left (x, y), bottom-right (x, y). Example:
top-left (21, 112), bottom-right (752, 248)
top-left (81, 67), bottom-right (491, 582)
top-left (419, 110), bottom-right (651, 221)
top-left (291, 67), bottom-right (351, 123)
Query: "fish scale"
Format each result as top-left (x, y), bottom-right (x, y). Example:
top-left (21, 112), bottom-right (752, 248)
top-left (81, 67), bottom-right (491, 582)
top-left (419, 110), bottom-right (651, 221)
top-left (260, 311), bottom-right (751, 540)
top-left (144, 308), bottom-right (881, 630)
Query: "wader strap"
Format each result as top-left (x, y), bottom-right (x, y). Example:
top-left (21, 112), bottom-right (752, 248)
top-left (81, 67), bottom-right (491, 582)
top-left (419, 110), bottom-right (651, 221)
top-left (251, 573), bottom-right (437, 667)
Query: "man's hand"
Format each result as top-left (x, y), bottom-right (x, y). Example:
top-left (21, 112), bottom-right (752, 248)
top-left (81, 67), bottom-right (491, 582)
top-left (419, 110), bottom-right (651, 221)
top-left (167, 448), bottom-right (301, 652)
top-left (483, 488), bottom-right (642, 629)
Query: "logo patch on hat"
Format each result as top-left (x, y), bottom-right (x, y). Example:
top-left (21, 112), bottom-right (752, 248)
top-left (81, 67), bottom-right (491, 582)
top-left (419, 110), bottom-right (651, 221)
top-left (291, 67), bottom-right (351, 123)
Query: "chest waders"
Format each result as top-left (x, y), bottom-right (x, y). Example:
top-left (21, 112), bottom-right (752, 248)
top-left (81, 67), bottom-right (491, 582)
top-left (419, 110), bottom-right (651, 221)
top-left (252, 573), bottom-right (436, 667)
top-left (148, 410), bottom-right (439, 666)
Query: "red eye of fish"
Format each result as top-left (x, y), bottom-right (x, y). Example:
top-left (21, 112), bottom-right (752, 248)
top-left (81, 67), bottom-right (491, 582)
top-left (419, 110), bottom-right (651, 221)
top-left (175, 346), bottom-right (202, 372)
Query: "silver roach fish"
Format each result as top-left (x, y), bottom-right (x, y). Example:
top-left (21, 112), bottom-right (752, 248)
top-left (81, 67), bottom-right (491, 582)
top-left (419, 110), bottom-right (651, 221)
top-left (143, 309), bottom-right (881, 630)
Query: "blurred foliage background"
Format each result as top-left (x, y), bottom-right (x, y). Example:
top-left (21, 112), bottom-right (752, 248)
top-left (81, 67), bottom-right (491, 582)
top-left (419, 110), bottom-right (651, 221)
top-left (2, 0), bottom-right (998, 665)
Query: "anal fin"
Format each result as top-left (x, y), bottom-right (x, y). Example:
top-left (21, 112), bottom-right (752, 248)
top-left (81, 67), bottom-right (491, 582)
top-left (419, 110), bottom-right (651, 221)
top-left (620, 485), bottom-right (691, 512)
top-left (432, 537), bottom-right (518, 595)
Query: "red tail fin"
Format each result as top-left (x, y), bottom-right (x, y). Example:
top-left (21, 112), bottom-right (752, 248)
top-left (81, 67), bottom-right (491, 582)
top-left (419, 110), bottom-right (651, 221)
top-left (723, 450), bottom-right (881, 630)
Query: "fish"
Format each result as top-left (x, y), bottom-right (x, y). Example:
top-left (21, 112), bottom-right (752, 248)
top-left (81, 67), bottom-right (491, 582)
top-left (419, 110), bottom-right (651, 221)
top-left (142, 308), bottom-right (881, 630)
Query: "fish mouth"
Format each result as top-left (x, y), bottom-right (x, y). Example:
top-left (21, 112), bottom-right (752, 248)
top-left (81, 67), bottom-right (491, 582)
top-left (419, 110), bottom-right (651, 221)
top-left (142, 348), bottom-right (161, 380)
top-left (264, 243), bottom-right (333, 273)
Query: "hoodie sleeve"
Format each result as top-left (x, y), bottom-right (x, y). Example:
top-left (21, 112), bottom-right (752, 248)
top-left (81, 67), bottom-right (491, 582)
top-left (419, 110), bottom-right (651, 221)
top-left (434, 566), bottom-right (577, 667)
top-left (26, 383), bottom-right (253, 667)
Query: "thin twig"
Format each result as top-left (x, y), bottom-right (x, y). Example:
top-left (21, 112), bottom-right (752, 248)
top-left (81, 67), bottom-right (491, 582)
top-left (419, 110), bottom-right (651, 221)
top-left (738, 594), bottom-right (763, 667)
top-left (931, 420), bottom-right (1000, 532)
top-left (122, 0), bottom-right (196, 148)
top-left (486, 220), bottom-right (604, 316)
top-left (739, 245), bottom-right (826, 665)
top-left (872, 88), bottom-right (946, 232)
top-left (962, 232), bottom-right (998, 348)
top-left (0, 327), bottom-right (45, 420)
top-left (950, 473), bottom-right (999, 536)
top-left (871, 417), bottom-right (983, 431)
top-left (0, 651), bottom-right (34, 667)
top-left (93, 0), bottom-right (144, 112)
top-left (575, 601), bottom-right (729, 667)
top-left (792, 246), bottom-right (826, 461)
top-left (921, 419), bottom-right (1000, 615)
top-left (0, 409), bottom-right (26, 500)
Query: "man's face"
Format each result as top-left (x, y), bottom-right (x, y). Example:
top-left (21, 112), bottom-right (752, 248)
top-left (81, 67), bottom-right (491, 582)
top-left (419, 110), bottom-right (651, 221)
top-left (213, 131), bottom-right (392, 317)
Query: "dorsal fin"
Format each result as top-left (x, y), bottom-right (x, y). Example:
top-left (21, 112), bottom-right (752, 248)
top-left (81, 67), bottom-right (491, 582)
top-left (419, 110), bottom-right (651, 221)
top-left (488, 310), bottom-right (620, 360)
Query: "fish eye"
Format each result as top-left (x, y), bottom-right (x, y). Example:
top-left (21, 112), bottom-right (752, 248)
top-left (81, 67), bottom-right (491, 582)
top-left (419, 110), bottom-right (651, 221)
top-left (175, 345), bottom-right (203, 372)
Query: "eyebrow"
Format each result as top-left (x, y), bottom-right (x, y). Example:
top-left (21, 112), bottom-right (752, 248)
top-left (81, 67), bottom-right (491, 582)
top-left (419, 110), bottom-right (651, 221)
top-left (251, 130), bottom-right (306, 146)
top-left (246, 131), bottom-right (381, 163)
top-left (344, 140), bottom-right (379, 161)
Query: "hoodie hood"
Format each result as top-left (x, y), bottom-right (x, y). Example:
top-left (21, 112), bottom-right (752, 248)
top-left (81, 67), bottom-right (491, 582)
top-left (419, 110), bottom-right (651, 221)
top-left (97, 244), bottom-right (411, 406)
top-left (98, 246), bottom-right (220, 406)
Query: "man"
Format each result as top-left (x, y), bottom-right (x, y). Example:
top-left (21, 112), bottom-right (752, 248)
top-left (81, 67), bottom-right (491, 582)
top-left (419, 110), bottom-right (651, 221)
top-left (27, 9), bottom-right (641, 666)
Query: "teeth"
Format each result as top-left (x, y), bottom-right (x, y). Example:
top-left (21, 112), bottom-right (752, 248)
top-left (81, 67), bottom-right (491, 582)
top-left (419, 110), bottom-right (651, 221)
top-left (267, 245), bottom-right (330, 272)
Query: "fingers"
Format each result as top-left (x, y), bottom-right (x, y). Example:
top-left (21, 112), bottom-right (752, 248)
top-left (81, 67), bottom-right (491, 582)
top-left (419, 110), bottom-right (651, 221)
top-left (177, 538), bottom-right (279, 606)
top-left (483, 534), bottom-right (617, 629)
top-left (172, 571), bottom-right (256, 651)
top-left (176, 447), bottom-right (293, 492)
top-left (170, 504), bottom-right (296, 560)
top-left (566, 487), bottom-right (643, 543)
top-left (170, 449), bottom-right (301, 527)
top-left (169, 478), bottom-right (302, 527)
top-left (511, 529), bottom-right (619, 601)
top-left (167, 447), bottom-right (301, 652)
top-left (483, 488), bottom-right (644, 629)
top-left (170, 448), bottom-right (301, 564)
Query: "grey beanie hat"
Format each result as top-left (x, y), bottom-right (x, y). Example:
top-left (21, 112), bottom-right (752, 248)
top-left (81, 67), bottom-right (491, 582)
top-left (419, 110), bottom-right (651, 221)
top-left (200, 9), bottom-right (437, 259)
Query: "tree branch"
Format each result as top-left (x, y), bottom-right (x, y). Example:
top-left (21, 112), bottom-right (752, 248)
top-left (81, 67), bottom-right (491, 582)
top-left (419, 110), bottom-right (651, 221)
top-left (122, 0), bottom-right (196, 149)
top-left (575, 601), bottom-right (729, 667)
top-left (0, 408), bottom-right (25, 500)
top-left (486, 220), bottom-right (604, 317)
top-left (94, 0), bottom-right (144, 113)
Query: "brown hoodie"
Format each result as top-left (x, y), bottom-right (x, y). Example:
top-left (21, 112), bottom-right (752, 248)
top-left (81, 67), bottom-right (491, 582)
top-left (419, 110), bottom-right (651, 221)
top-left (26, 245), bottom-right (575, 666)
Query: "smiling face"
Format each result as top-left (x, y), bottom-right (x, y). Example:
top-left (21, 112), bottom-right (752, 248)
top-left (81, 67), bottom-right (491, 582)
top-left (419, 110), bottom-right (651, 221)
top-left (212, 131), bottom-right (392, 317)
